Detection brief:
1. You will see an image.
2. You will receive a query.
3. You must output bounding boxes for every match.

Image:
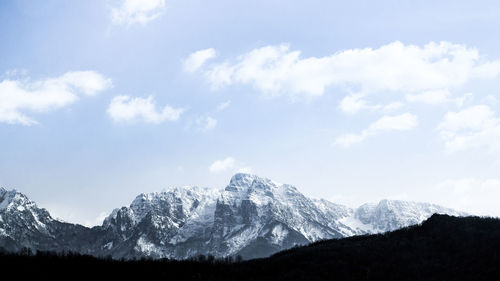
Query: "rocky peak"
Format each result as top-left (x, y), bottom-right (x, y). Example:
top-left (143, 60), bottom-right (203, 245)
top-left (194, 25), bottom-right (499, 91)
top-left (226, 173), bottom-right (257, 191)
top-left (0, 188), bottom-right (52, 220)
top-left (1, 187), bottom-right (25, 211)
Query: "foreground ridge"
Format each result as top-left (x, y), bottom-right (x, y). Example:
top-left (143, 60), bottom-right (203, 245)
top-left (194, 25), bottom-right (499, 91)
top-left (0, 174), bottom-right (466, 259)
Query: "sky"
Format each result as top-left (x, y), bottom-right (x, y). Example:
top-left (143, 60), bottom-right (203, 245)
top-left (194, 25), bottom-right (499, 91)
top-left (1, 0), bottom-right (500, 226)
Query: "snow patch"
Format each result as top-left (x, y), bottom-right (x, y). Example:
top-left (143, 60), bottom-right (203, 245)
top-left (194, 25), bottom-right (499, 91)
top-left (135, 236), bottom-right (162, 256)
top-left (270, 224), bottom-right (289, 245)
top-left (103, 241), bottom-right (113, 250)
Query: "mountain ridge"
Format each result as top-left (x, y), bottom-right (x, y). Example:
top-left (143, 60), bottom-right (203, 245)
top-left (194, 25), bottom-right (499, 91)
top-left (2, 214), bottom-right (498, 281)
top-left (0, 173), bottom-right (467, 259)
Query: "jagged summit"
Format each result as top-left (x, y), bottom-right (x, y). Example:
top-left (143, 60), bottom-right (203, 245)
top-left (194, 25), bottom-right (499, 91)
top-left (0, 174), bottom-right (467, 259)
top-left (227, 173), bottom-right (256, 189)
top-left (0, 187), bottom-right (50, 219)
top-left (1, 187), bottom-right (25, 210)
top-left (226, 173), bottom-right (280, 192)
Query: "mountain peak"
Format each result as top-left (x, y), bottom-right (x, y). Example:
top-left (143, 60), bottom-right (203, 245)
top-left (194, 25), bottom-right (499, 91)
top-left (226, 173), bottom-right (281, 192)
top-left (227, 173), bottom-right (257, 190)
top-left (0, 188), bottom-right (31, 211)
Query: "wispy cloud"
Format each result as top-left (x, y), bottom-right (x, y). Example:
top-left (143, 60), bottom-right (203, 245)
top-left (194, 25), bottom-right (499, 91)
top-left (111, 0), bottom-right (166, 25)
top-left (405, 89), bottom-right (472, 107)
top-left (335, 113), bottom-right (418, 147)
top-left (0, 71), bottom-right (112, 125)
top-left (436, 178), bottom-right (500, 216)
top-left (107, 95), bottom-right (184, 124)
top-left (216, 100), bottom-right (231, 111)
top-left (183, 48), bottom-right (217, 73)
top-left (438, 105), bottom-right (500, 152)
top-left (195, 115), bottom-right (217, 131)
top-left (339, 94), bottom-right (404, 114)
top-left (208, 157), bottom-right (253, 174)
top-left (237, 166), bottom-right (253, 174)
top-left (209, 157), bottom-right (235, 173)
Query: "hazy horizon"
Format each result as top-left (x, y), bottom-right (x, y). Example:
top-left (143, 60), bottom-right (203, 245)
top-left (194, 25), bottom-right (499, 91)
top-left (1, 0), bottom-right (500, 226)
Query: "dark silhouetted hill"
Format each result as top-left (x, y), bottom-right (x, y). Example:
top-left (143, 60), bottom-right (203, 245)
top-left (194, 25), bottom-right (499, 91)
top-left (1, 214), bottom-right (499, 281)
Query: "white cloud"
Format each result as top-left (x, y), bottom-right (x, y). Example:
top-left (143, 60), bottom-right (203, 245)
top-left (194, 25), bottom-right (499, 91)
top-left (369, 113), bottom-right (418, 131)
top-left (107, 95), bottom-right (184, 124)
top-left (196, 115), bottom-right (217, 131)
top-left (406, 89), bottom-right (452, 105)
top-left (436, 178), bottom-right (500, 216)
top-left (339, 94), bottom-right (374, 114)
top-left (482, 95), bottom-right (498, 105)
top-left (209, 157), bottom-right (252, 174)
top-left (216, 100), bottom-right (231, 111)
top-left (111, 0), bottom-right (166, 25)
top-left (438, 105), bottom-right (500, 152)
top-left (184, 48), bottom-right (217, 73)
top-left (190, 41), bottom-right (500, 109)
top-left (209, 157), bottom-right (235, 173)
top-left (339, 94), bottom-right (404, 114)
top-left (237, 166), bottom-right (254, 174)
top-left (0, 71), bottom-right (112, 125)
top-left (383, 101), bottom-right (405, 112)
top-left (405, 89), bottom-right (473, 107)
top-left (335, 113), bottom-right (418, 147)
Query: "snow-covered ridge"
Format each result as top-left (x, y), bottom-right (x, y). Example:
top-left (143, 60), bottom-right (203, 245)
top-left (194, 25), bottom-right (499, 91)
top-left (0, 187), bottom-right (52, 221)
top-left (0, 174), bottom-right (468, 259)
top-left (354, 199), bottom-right (467, 233)
top-left (103, 185), bottom-right (220, 228)
top-left (0, 187), bottom-right (58, 250)
top-left (1, 187), bottom-right (26, 211)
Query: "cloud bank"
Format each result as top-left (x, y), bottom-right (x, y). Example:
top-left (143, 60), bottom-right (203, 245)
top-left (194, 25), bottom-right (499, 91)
top-left (187, 41), bottom-right (500, 104)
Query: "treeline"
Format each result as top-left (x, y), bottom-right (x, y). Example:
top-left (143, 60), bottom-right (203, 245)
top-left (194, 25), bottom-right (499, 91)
top-left (0, 249), bottom-right (244, 280)
top-left (0, 247), bottom-right (243, 264)
top-left (1, 214), bottom-right (500, 281)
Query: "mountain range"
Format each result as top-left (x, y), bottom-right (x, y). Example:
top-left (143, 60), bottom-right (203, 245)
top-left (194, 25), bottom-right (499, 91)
top-left (0, 173), bottom-right (466, 259)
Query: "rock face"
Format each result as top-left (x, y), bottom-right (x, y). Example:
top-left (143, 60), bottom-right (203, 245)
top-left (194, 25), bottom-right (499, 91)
top-left (0, 174), bottom-right (467, 259)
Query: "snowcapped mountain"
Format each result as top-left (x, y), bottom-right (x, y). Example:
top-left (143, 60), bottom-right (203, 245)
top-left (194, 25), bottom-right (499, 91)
top-left (0, 187), bottom-right (92, 253)
top-left (0, 174), bottom-right (467, 259)
top-left (96, 186), bottom-right (220, 258)
top-left (352, 200), bottom-right (465, 233)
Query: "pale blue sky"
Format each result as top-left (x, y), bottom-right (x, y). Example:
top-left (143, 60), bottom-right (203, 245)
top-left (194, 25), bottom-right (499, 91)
top-left (1, 0), bottom-right (500, 225)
